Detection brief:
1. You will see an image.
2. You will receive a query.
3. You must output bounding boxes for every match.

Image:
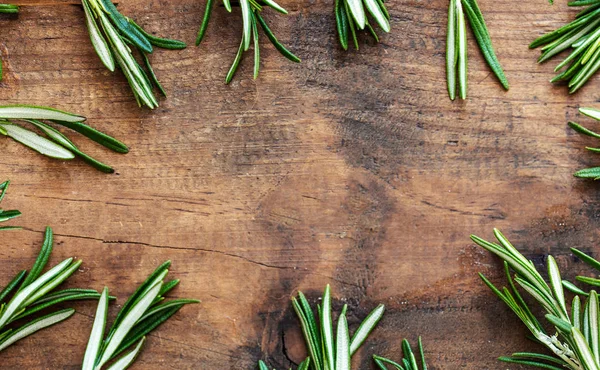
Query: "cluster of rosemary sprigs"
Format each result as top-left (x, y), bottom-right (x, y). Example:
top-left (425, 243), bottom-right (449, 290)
top-left (569, 107), bottom-right (600, 180)
top-left (82, 261), bottom-right (199, 370)
top-left (258, 285), bottom-right (428, 370)
top-left (531, 0), bottom-right (600, 93)
top-left (0, 180), bottom-right (20, 230)
top-left (446, 0), bottom-right (508, 100)
top-left (335, 0), bottom-right (391, 50)
top-left (0, 105), bottom-right (128, 173)
top-left (474, 229), bottom-right (600, 370)
top-left (82, 0), bottom-right (186, 108)
top-left (197, 0), bottom-right (300, 83)
top-left (0, 181), bottom-right (198, 367)
top-left (0, 227), bottom-right (105, 354)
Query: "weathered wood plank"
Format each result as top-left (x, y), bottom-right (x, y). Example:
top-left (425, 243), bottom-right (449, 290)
top-left (1, 0), bottom-right (600, 369)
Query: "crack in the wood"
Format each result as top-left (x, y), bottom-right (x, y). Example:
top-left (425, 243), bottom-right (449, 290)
top-left (20, 227), bottom-right (293, 271)
top-left (280, 327), bottom-right (297, 367)
top-left (18, 228), bottom-right (362, 288)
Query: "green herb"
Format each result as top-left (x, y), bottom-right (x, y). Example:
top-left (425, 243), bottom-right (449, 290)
top-left (567, 107), bottom-right (600, 179)
top-left (473, 228), bottom-right (600, 370)
top-left (259, 284), bottom-right (384, 370)
top-left (335, 0), bottom-right (391, 50)
top-left (81, 0), bottom-right (186, 108)
top-left (530, 1), bottom-right (600, 93)
top-left (0, 105), bottom-right (128, 173)
top-left (0, 227), bottom-right (105, 353)
top-left (196, 0), bottom-right (300, 83)
top-left (81, 261), bottom-right (199, 370)
top-left (446, 0), bottom-right (508, 100)
top-left (373, 337), bottom-right (428, 370)
top-left (0, 180), bottom-right (20, 230)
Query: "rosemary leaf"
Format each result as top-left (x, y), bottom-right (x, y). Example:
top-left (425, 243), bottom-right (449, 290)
top-left (0, 123), bottom-right (75, 160)
top-left (456, 0), bottom-right (468, 99)
top-left (446, 0), bottom-right (457, 100)
top-left (461, 0), bottom-right (509, 90)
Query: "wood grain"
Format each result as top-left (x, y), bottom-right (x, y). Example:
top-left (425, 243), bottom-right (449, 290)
top-left (1, 0), bottom-right (600, 369)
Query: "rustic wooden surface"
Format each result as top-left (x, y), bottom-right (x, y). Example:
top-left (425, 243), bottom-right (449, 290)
top-left (2, 0), bottom-right (600, 368)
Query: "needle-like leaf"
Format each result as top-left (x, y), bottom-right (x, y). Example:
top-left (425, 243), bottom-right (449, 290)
top-left (83, 288), bottom-right (109, 370)
top-left (350, 304), bottom-right (385, 355)
top-left (336, 309), bottom-right (350, 370)
top-left (0, 123), bottom-right (75, 159)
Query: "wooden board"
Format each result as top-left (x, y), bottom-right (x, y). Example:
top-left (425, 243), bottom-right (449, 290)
top-left (1, 0), bottom-right (600, 368)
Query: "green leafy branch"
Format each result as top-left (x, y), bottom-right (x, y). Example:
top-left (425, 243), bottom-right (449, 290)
top-left (82, 0), bottom-right (186, 109)
top-left (81, 261), bottom-right (199, 370)
top-left (446, 0), bottom-right (508, 100)
top-left (530, 0), bottom-right (600, 94)
top-left (258, 284), bottom-right (385, 370)
top-left (473, 228), bottom-right (600, 370)
top-left (569, 107), bottom-right (600, 180)
top-left (373, 338), bottom-right (428, 370)
top-left (196, 0), bottom-right (300, 83)
top-left (0, 105), bottom-right (128, 173)
top-left (0, 227), bottom-right (105, 353)
top-left (0, 180), bottom-right (20, 231)
top-left (334, 0), bottom-right (391, 50)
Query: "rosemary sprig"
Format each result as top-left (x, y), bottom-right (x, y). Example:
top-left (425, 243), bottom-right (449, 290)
top-left (530, 1), bottom-right (600, 93)
top-left (473, 228), bottom-right (600, 370)
top-left (446, 0), bottom-right (508, 100)
top-left (0, 180), bottom-right (20, 231)
top-left (0, 4), bottom-right (17, 81)
top-left (259, 285), bottom-right (384, 370)
top-left (81, 261), bottom-right (199, 370)
top-left (568, 107), bottom-right (600, 179)
top-left (196, 0), bottom-right (300, 83)
top-left (81, 0), bottom-right (186, 108)
top-left (0, 105), bottom-right (128, 173)
top-left (373, 338), bottom-right (428, 370)
top-left (335, 0), bottom-right (391, 50)
top-left (0, 227), bottom-right (105, 353)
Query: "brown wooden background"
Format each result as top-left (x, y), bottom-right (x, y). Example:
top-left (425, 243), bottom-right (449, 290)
top-left (2, 0), bottom-right (600, 368)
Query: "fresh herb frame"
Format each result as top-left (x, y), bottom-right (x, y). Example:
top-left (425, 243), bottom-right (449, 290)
top-left (373, 338), bottom-right (428, 370)
top-left (569, 107), bottom-right (600, 180)
top-left (0, 105), bottom-right (128, 173)
top-left (258, 284), bottom-right (385, 370)
top-left (196, 0), bottom-right (300, 83)
top-left (446, 0), bottom-right (508, 100)
top-left (334, 0), bottom-right (391, 50)
top-left (81, 261), bottom-right (199, 370)
top-left (530, 0), bottom-right (600, 94)
top-left (473, 228), bottom-right (600, 370)
top-left (0, 4), bottom-right (18, 81)
top-left (0, 180), bottom-right (20, 231)
top-left (81, 0), bottom-right (186, 108)
top-left (0, 227), bottom-right (105, 353)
